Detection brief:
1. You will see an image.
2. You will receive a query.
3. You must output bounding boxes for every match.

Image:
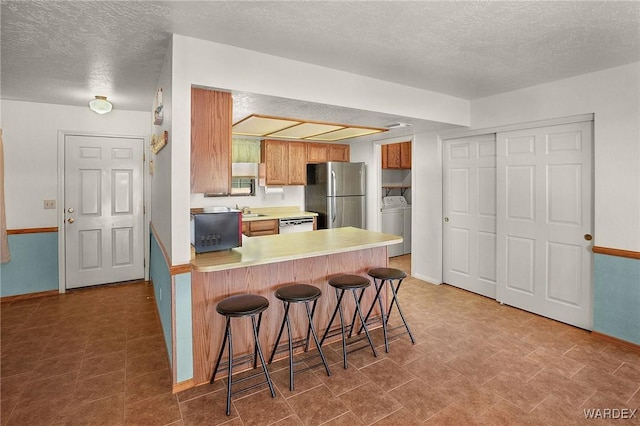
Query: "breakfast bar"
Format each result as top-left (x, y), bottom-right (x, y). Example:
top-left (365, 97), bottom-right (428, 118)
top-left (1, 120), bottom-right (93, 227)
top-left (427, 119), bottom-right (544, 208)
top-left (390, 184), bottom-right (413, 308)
top-left (190, 227), bottom-right (402, 386)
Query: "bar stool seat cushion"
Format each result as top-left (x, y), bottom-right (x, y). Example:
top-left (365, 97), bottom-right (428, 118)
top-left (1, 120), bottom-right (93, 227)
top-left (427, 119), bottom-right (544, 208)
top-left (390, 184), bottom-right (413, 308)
top-left (328, 274), bottom-right (370, 289)
top-left (368, 267), bottom-right (407, 280)
top-left (275, 284), bottom-right (321, 302)
top-left (216, 294), bottom-right (269, 317)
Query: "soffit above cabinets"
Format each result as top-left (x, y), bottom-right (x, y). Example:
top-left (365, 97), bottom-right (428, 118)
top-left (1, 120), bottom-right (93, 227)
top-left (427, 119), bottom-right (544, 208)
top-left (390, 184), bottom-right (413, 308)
top-left (232, 114), bottom-right (388, 142)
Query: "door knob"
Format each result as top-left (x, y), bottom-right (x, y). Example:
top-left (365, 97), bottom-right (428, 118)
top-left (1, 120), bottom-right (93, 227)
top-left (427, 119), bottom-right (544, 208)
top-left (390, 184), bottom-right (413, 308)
top-left (67, 218), bottom-right (74, 224)
top-left (584, 234), bottom-right (592, 241)
top-left (444, 217), bottom-right (449, 222)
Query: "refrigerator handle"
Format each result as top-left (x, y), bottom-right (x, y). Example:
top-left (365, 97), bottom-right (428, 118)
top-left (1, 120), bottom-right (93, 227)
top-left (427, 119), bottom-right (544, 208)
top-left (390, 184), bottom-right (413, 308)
top-left (331, 170), bottom-right (336, 224)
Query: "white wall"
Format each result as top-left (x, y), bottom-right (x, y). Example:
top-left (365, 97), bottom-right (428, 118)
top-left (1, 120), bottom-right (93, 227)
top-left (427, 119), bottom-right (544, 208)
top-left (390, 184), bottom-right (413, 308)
top-left (471, 62), bottom-right (640, 252)
top-left (151, 44), bottom-right (174, 259)
top-left (169, 34), bottom-right (470, 265)
top-left (1, 100), bottom-right (150, 229)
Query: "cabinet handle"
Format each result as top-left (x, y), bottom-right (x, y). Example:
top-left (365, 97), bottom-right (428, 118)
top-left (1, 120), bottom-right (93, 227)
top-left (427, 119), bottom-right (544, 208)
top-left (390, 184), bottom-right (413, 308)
top-left (444, 217), bottom-right (449, 222)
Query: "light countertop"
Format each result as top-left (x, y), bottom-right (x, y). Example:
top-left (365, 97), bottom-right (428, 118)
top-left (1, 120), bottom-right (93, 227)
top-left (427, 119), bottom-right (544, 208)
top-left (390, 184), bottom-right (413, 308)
top-left (190, 206), bottom-right (318, 222)
top-left (191, 227), bottom-right (402, 273)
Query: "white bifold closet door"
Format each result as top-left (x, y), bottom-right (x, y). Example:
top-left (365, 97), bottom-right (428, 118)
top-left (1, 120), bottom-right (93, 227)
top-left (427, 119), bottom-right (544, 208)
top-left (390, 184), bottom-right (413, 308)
top-left (443, 134), bottom-right (497, 299)
top-left (496, 121), bottom-right (593, 330)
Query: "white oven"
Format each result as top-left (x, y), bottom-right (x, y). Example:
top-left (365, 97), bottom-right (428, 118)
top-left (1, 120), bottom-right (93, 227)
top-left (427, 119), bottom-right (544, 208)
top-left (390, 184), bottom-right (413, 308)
top-left (279, 217), bottom-right (314, 234)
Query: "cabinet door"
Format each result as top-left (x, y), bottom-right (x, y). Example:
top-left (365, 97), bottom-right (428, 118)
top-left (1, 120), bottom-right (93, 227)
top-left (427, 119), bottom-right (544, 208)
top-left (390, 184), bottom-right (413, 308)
top-left (328, 144), bottom-right (350, 162)
top-left (386, 143), bottom-right (402, 168)
top-left (306, 143), bottom-right (328, 163)
top-left (261, 140), bottom-right (288, 185)
top-left (288, 142), bottom-right (307, 185)
top-left (400, 141), bottom-right (412, 169)
top-left (382, 144), bottom-right (389, 169)
top-left (191, 88), bottom-right (231, 194)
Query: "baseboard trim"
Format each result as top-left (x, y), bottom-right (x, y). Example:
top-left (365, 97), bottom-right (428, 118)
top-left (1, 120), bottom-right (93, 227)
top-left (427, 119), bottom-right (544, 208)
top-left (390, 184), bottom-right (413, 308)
top-left (172, 379), bottom-right (195, 394)
top-left (591, 331), bottom-right (640, 353)
top-left (0, 289), bottom-right (59, 304)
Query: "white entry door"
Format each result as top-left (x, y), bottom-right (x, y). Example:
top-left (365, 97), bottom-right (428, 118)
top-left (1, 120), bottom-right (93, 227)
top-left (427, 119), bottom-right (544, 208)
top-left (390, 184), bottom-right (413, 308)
top-left (496, 121), bottom-right (593, 329)
top-left (443, 134), bottom-right (497, 298)
top-left (64, 134), bottom-right (144, 289)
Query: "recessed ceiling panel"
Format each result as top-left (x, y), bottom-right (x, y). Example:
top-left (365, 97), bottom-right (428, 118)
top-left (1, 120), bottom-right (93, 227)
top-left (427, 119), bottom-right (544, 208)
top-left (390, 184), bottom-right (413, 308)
top-left (309, 127), bottom-right (385, 141)
top-left (232, 116), bottom-right (300, 136)
top-left (269, 123), bottom-right (344, 139)
top-left (233, 114), bottom-right (387, 141)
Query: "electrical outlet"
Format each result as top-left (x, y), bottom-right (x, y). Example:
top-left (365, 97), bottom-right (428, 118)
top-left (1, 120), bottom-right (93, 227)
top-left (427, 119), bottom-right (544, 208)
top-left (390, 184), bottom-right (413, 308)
top-left (44, 200), bottom-right (56, 209)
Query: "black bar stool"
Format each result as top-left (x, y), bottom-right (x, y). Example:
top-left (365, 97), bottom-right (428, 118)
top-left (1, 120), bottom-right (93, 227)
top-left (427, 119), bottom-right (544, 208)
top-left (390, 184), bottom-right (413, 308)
top-left (320, 274), bottom-right (377, 368)
top-left (210, 294), bottom-right (275, 416)
top-left (360, 267), bottom-right (415, 352)
top-left (268, 284), bottom-right (331, 390)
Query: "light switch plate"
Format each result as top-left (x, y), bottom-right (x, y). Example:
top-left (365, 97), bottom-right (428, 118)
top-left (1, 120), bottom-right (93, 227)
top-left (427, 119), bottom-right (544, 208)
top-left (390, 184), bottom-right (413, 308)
top-left (44, 200), bottom-right (56, 209)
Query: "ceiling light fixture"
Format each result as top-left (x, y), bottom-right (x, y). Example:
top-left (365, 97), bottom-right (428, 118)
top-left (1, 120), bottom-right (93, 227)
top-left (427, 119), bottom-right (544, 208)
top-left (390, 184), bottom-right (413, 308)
top-left (386, 122), bottom-right (411, 129)
top-left (89, 96), bottom-right (113, 114)
top-left (232, 114), bottom-right (387, 142)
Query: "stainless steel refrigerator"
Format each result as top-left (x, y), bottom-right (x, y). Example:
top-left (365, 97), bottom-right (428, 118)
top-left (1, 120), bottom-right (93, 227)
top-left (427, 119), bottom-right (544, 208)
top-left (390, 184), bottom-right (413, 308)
top-left (305, 162), bottom-right (366, 229)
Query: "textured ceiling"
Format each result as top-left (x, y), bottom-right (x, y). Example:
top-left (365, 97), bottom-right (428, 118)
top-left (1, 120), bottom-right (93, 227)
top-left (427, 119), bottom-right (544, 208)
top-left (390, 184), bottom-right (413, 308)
top-left (2, 1), bottom-right (639, 133)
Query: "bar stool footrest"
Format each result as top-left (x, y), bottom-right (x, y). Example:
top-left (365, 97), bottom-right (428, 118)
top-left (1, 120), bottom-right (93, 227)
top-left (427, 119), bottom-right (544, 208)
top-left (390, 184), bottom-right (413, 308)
top-left (270, 339), bottom-right (315, 360)
top-left (293, 361), bottom-right (327, 375)
top-left (212, 353), bottom-right (257, 375)
top-left (230, 376), bottom-right (272, 398)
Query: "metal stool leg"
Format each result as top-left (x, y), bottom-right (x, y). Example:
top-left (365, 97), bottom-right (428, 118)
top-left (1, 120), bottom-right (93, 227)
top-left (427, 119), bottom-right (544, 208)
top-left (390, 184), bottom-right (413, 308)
top-left (211, 316), bottom-right (230, 384)
top-left (351, 289), bottom-right (378, 358)
top-left (251, 313), bottom-right (276, 398)
top-left (336, 289), bottom-right (348, 369)
top-left (387, 278), bottom-right (415, 343)
top-left (226, 319), bottom-right (234, 416)
top-left (284, 303), bottom-right (294, 390)
top-left (357, 277), bottom-right (389, 351)
top-left (269, 302), bottom-right (291, 363)
top-left (305, 300), bottom-right (331, 377)
top-left (320, 288), bottom-right (346, 347)
top-left (347, 286), bottom-right (368, 338)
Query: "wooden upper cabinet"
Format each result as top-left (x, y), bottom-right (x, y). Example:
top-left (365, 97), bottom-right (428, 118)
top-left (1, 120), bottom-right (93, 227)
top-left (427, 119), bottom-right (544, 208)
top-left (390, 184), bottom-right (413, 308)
top-left (190, 88), bottom-right (232, 194)
top-left (306, 143), bottom-right (328, 163)
top-left (382, 141), bottom-right (411, 169)
top-left (287, 142), bottom-right (307, 185)
top-left (400, 141), bottom-right (411, 169)
top-left (307, 142), bottom-right (350, 163)
top-left (262, 140), bottom-right (349, 185)
top-left (328, 144), bottom-right (350, 162)
top-left (261, 139), bottom-right (289, 185)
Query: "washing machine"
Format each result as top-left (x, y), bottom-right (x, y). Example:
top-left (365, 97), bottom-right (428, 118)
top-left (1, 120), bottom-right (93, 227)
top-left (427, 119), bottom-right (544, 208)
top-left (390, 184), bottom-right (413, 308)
top-left (381, 196), bottom-right (411, 257)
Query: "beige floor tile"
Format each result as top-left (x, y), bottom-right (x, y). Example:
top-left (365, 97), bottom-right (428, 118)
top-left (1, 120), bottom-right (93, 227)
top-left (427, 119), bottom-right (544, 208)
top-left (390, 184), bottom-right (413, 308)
top-left (286, 384), bottom-right (350, 426)
top-left (340, 382), bottom-right (403, 424)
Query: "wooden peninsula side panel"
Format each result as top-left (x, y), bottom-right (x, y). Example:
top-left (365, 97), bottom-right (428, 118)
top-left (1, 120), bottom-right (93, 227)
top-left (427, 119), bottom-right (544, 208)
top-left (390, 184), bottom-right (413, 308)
top-left (191, 247), bottom-right (388, 386)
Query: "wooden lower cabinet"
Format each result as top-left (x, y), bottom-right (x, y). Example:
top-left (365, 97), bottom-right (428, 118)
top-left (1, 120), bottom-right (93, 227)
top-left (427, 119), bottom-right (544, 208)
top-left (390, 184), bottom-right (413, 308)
top-left (242, 219), bottom-right (278, 236)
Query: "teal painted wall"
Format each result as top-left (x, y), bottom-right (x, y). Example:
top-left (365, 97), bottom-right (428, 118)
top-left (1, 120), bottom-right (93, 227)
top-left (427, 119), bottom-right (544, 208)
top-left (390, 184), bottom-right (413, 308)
top-left (149, 232), bottom-right (194, 383)
top-left (150, 233), bottom-right (173, 365)
top-left (175, 273), bottom-right (193, 382)
top-left (0, 232), bottom-right (58, 297)
top-left (594, 254), bottom-right (640, 345)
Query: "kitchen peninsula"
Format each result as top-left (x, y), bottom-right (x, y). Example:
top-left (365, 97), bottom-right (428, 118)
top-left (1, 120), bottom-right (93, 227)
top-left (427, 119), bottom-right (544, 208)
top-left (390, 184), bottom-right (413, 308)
top-left (190, 227), bottom-right (402, 385)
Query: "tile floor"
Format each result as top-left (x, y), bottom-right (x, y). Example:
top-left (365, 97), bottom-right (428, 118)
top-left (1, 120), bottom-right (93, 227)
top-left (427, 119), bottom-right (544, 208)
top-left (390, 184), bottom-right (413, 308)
top-left (1, 255), bottom-right (639, 425)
